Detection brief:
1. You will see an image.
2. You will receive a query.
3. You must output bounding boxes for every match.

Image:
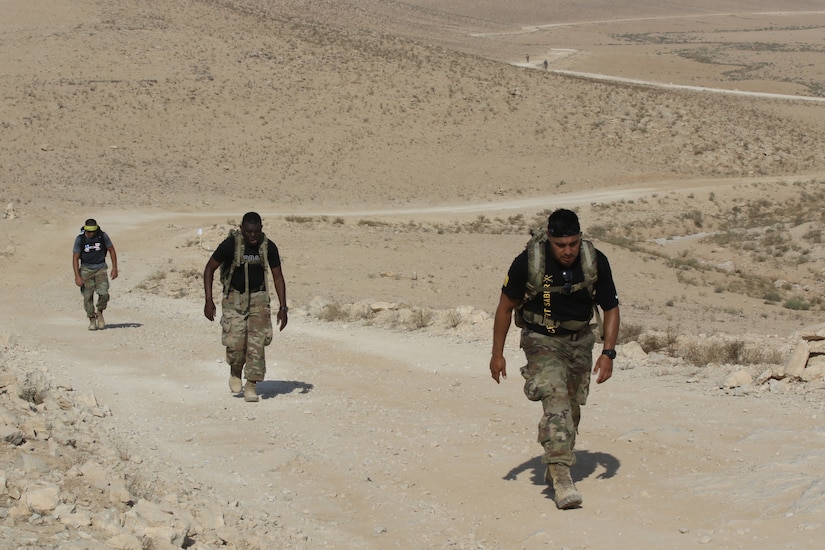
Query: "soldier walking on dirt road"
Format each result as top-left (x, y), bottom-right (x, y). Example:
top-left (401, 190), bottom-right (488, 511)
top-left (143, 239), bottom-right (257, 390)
top-left (203, 212), bottom-right (288, 402)
top-left (72, 218), bottom-right (118, 331)
top-left (489, 209), bottom-right (620, 509)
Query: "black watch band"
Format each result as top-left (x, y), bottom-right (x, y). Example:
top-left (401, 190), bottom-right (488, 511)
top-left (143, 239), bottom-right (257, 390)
top-left (601, 349), bottom-right (616, 360)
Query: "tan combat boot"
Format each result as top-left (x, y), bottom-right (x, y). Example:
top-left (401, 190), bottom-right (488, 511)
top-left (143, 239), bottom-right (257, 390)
top-left (229, 366), bottom-right (243, 394)
top-left (244, 380), bottom-right (259, 402)
top-left (95, 310), bottom-right (105, 329)
top-left (88, 316), bottom-right (98, 331)
top-left (546, 463), bottom-right (582, 510)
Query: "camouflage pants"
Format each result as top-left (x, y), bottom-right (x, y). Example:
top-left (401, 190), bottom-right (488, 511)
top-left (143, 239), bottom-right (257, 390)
top-left (220, 290), bottom-right (273, 382)
top-left (79, 266), bottom-right (110, 318)
top-left (520, 328), bottom-right (595, 466)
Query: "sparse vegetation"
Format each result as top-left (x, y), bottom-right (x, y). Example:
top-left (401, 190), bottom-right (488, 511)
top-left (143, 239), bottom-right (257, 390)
top-left (783, 296), bottom-right (811, 310)
top-left (618, 322), bottom-right (643, 344)
top-left (318, 301), bottom-right (350, 322)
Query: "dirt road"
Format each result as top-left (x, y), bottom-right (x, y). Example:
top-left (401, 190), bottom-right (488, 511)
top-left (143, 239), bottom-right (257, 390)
top-left (4, 209), bottom-right (823, 549)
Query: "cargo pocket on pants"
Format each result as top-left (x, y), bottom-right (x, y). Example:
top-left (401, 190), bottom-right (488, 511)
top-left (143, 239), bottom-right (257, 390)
top-left (521, 365), bottom-right (543, 402)
top-left (221, 316), bottom-right (245, 351)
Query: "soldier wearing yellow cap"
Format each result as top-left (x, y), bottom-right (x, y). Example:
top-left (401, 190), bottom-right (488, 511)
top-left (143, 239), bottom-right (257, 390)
top-left (72, 218), bottom-right (118, 330)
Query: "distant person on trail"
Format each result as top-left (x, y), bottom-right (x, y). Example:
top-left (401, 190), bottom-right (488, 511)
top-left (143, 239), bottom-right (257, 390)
top-left (203, 212), bottom-right (288, 403)
top-left (72, 218), bottom-right (118, 331)
top-left (526, 53), bottom-right (530, 63)
top-left (543, 59), bottom-right (549, 70)
top-left (489, 208), bottom-right (620, 509)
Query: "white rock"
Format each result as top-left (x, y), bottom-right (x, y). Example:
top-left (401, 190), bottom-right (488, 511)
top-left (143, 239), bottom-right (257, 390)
top-left (23, 483), bottom-right (60, 514)
top-left (782, 340), bottom-right (810, 379)
top-left (723, 370), bottom-right (752, 388)
top-left (620, 341), bottom-right (647, 359)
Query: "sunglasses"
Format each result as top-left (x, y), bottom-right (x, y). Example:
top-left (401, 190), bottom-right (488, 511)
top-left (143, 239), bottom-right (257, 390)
top-left (562, 270), bottom-right (573, 294)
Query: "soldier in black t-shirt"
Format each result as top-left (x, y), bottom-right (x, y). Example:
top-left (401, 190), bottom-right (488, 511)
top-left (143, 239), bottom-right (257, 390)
top-left (203, 212), bottom-right (288, 402)
top-left (489, 209), bottom-right (620, 510)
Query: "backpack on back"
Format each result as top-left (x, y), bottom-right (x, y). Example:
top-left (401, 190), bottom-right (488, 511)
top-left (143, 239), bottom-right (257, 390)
top-left (219, 229), bottom-right (270, 298)
top-left (514, 228), bottom-right (602, 336)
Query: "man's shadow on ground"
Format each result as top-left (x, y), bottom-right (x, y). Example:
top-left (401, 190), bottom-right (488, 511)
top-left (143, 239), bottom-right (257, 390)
top-left (255, 380), bottom-right (313, 399)
top-left (503, 450), bottom-right (620, 502)
top-left (98, 322), bottom-right (143, 330)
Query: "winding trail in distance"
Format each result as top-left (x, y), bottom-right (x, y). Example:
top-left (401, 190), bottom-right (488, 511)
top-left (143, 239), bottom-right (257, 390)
top-left (480, 10), bottom-right (825, 103)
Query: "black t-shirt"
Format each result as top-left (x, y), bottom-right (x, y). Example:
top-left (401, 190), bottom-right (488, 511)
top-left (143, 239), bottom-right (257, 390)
top-left (211, 236), bottom-right (281, 293)
top-left (502, 243), bottom-right (619, 335)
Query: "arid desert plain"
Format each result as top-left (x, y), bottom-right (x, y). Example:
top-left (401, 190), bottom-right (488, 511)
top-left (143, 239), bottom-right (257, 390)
top-left (2, 1), bottom-right (825, 548)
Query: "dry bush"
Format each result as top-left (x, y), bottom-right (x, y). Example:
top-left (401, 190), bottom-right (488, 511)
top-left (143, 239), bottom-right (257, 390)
top-left (639, 325), bottom-right (680, 354)
top-left (19, 371), bottom-right (49, 405)
top-left (783, 296), bottom-right (811, 310)
top-left (444, 308), bottom-right (463, 328)
top-left (317, 301), bottom-right (349, 322)
top-left (406, 307), bottom-right (434, 330)
top-left (348, 302), bottom-right (374, 322)
top-left (618, 322), bottom-right (644, 345)
top-left (680, 340), bottom-right (745, 366)
top-left (135, 270), bottom-right (167, 291)
top-left (284, 215), bottom-right (316, 223)
top-left (135, 266), bottom-right (201, 298)
top-left (677, 339), bottom-right (783, 367)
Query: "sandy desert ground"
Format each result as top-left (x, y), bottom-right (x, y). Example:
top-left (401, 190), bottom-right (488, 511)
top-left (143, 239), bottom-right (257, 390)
top-left (2, 0), bottom-right (825, 548)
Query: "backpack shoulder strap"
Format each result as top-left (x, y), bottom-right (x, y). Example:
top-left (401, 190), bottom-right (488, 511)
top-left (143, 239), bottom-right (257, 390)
top-left (523, 228), bottom-right (547, 304)
top-left (580, 239), bottom-right (597, 293)
top-left (220, 229), bottom-right (244, 297)
top-left (259, 232), bottom-right (270, 296)
top-left (580, 239), bottom-right (604, 338)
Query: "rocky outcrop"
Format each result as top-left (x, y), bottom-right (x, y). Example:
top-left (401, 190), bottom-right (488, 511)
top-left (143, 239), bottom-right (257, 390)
top-left (777, 322), bottom-right (825, 382)
top-left (0, 341), bottom-right (281, 549)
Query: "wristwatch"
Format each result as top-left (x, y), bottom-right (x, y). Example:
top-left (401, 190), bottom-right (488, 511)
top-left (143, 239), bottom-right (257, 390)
top-left (601, 349), bottom-right (616, 360)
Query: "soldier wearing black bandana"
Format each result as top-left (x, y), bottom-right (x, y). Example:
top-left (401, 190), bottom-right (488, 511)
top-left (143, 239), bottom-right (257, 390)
top-left (489, 209), bottom-right (620, 510)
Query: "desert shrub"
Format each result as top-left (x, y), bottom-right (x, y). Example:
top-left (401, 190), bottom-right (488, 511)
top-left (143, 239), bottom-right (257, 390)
top-left (358, 219), bottom-right (389, 227)
top-left (740, 347), bottom-right (785, 365)
top-left (667, 256), bottom-right (701, 270)
top-left (318, 301), bottom-right (349, 322)
top-left (802, 228), bottom-right (821, 243)
top-left (19, 371), bottom-right (49, 405)
top-left (587, 225), bottom-right (608, 239)
top-left (348, 302), bottom-right (373, 322)
top-left (679, 340), bottom-right (734, 366)
top-left (135, 270), bottom-right (167, 291)
top-left (682, 209), bottom-right (704, 228)
top-left (406, 307), bottom-right (434, 330)
top-left (678, 339), bottom-right (781, 367)
top-left (639, 325), bottom-right (680, 354)
top-left (639, 333), bottom-right (666, 353)
top-left (783, 296), bottom-right (810, 310)
top-left (618, 322), bottom-right (643, 344)
top-left (444, 309), bottom-right (463, 328)
top-left (762, 289), bottom-right (782, 303)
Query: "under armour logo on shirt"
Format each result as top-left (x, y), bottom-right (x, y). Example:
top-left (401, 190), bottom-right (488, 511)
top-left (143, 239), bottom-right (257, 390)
top-left (84, 243), bottom-right (103, 252)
